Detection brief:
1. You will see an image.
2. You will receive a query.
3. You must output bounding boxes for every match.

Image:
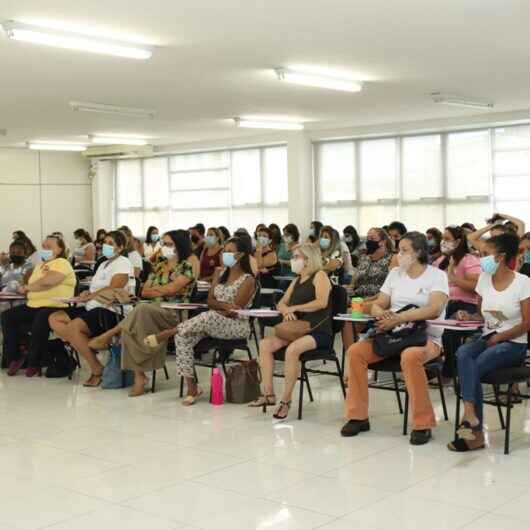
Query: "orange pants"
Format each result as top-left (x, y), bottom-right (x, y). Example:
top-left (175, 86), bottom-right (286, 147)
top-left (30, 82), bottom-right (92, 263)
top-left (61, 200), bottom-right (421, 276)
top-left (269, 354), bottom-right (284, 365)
top-left (345, 339), bottom-right (440, 430)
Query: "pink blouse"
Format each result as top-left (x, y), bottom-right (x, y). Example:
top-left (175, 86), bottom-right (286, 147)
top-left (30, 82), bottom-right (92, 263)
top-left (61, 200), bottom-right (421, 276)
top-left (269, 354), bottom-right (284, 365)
top-left (434, 254), bottom-right (481, 305)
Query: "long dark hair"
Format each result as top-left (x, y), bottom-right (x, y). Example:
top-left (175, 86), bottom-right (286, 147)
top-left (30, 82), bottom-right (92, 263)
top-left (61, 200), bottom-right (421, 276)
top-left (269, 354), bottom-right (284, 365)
top-left (20, 236), bottom-right (37, 256)
top-left (74, 228), bottom-right (93, 243)
top-left (164, 230), bottom-right (192, 262)
top-left (268, 223), bottom-right (282, 247)
top-left (283, 223), bottom-right (300, 243)
top-left (218, 226), bottom-right (231, 242)
top-left (488, 233), bottom-right (520, 262)
top-left (438, 225), bottom-right (470, 270)
top-left (219, 237), bottom-right (253, 284)
top-left (343, 225), bottom-right (360, 251)
top-left (145, 226), bottom-right (159, 245)
top-left (106, 230), bottom-right (128, 256)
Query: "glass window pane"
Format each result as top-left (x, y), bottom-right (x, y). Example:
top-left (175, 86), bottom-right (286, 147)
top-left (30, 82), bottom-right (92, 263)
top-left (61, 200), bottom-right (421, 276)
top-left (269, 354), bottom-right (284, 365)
top-left (358, 204), bottom-right (397, 234)
top-left (495, 125), bottom-right (530, 150)
top-left (495, 176), bottom-right (530, 200)
top-left (318, 206), bottom-right (357, 232)
top-left (171, 209), bottom-right (230, 230)
top-left (447, 130), bottom-right (490, 199)
top-left (117, 160), bottom-right (142, 208)
top-left (360, 139), bottom-right (397, 201)
top-left (317, 142), bottom-right (355, 202)
top-left (170, 170), bottom-right (229, 190)
top-left (401, 204), bottom-right (444, 233)
top-left (143, 158), bottom-right (169, 208)
top-left (231, 149), bottom-right (261, 206)
top-left (116, 211), bottom-right (143, 236)
top-left (144, 210), bottom-right (171, 234)
top-left (495, 201), bottom-right (530, 228)
top-left (494, 151), bottom-right (530, 176)
top-left (231, 208), bottom-right (264, 233)
top-left (445, 202), bottom-right (491, 228)
top-left (171, 190), bottom-right (229, 209)
top-left (264, 146), bottom-right (288, 204)
top-left (402, 135), bottom-right (442, 200)
top-left (170, 151), bottom-right (228, 171)
top-left (263, 207), bottom-right (288, 228)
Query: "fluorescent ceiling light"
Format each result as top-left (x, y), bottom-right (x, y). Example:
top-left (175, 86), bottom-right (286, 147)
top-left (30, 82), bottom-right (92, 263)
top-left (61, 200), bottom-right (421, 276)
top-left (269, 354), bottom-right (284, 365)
top-left (90, 135), bottom-right (148, 146)
top-left (275, 68), bottom-right (363, 93)
top-left (234, 118), bottom-right (304, 131)
top-left (1, 20), bottom-right (153, 59)
top-left (70, 101), bottom-right (156, 119)
top-left (27, 142), bottom-right (87, 152)
top-left (431, 92), bottom-right (494, 109)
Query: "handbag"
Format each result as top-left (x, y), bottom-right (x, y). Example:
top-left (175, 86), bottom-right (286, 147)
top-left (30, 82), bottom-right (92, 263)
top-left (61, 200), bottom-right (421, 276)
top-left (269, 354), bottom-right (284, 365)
top-left (372, 304), bottom-right (427, 358)
top-left (274, 315), bottom-right (330, 343)
top-left (94, 288), bottom-right (134, 307)
top-left (225, 359), bottom-right (261, 403)
top-left (102, 343), bottom-right (135, 389)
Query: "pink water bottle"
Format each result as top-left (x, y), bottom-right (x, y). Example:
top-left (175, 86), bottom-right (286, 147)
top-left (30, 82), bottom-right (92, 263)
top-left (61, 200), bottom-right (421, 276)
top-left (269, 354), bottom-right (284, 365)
top-left (210, 368), bottom-right (224, 406)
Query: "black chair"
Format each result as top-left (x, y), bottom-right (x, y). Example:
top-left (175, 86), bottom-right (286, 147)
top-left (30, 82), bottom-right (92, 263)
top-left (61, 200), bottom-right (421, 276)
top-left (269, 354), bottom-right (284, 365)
top-left (454, 365), bottom-right (530, 455)
top-left (368, 355), bottom-right (449, 435)
top-left (272, 284), bottom-right (348, 420)
top-left (150, 364), bottom-right (170, 393)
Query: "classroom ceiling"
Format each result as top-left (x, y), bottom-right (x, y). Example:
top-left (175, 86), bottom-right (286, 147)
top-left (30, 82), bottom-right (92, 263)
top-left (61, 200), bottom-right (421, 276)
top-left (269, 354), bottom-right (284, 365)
top-left (1, 0), bottom-right (530, 147)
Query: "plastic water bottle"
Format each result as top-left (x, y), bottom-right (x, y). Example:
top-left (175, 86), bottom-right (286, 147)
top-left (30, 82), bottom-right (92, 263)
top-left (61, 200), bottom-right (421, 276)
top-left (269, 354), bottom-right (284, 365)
top-left (210, 368), bottom-right (224, 406)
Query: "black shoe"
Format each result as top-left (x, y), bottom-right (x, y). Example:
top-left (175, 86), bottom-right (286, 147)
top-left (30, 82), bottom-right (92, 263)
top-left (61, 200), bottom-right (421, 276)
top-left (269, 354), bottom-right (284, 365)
top-left (410, 429), bottom-right (432, 445)
top-left (340, 419), bottom-right (370, 437)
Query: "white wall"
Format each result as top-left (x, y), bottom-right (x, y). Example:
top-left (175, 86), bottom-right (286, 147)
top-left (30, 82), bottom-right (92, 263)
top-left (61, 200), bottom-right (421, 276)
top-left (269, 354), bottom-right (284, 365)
top-left (0, 148), bottom-right (91, 252)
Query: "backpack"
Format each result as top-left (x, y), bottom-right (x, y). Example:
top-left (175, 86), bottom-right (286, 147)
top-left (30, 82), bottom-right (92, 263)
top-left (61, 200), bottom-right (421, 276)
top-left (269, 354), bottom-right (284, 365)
top-left (45, 339), bottom-right (77, 378)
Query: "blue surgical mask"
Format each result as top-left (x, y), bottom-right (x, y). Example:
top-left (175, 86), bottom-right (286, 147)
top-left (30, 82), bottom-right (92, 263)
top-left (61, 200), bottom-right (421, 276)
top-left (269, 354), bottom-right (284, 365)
top-left (151, 233), bottom-right (160, 242)
top-left (320, 238), bottom-right (331, 250)
top-left (102, 243), bottom-right (116, 259)
top-left (205, 235), bottom-right (217, 247)
top-left (427, 239), bottom-right (436, 248)
top-left (525, 251), bottom-right (530, 265)
top-left (222, 252), bottom-right (237, 268)
top-left (480, 255), bottom-right (499, 275)
top-left (258, 236), bottom-right (270, 247)
top-left (38, 249), bottom-right (54, 261)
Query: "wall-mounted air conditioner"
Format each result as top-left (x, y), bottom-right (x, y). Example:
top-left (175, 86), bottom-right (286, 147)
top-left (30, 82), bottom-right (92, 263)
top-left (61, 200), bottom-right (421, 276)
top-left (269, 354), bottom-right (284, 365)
top-left (82, 144), bottom-right (154, 159)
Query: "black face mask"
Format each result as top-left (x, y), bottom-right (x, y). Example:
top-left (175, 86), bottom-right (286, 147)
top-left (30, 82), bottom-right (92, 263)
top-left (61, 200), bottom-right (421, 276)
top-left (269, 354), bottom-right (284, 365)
top-left (365, 240), bottom-right (380, 255)
top-left (10, 254), bottom-right (25, 266)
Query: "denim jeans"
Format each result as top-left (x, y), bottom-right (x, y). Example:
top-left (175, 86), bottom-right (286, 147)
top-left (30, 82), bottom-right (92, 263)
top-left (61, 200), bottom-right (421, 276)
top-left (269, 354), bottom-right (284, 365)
top-left (456, 338), bottom-right (528, 429)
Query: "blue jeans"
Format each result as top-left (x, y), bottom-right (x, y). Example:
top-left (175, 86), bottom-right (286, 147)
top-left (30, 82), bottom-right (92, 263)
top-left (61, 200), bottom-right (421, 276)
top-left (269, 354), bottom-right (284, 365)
top-left (456, 339), bottom-right (527, 429)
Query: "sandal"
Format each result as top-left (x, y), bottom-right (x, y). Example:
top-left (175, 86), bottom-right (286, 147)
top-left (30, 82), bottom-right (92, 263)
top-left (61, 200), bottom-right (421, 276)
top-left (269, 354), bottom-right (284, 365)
top-left (248, 394), bottom-right (276, 413)
top-left (448, 430), bottom-right (485, 452)
top-left (272, 400), bottom-right (291, 421)
top-left (83, 373), bottom-right (102, 387)
top-left (182, 388), bottom-right (204, 406)
top-left (456, 420), bottom-right (481, 440)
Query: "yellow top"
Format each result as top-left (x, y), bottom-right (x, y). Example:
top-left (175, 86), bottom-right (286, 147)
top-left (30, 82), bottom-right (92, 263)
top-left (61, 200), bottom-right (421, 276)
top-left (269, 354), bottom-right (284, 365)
top-left (27, 258), bottom-right (76, 308)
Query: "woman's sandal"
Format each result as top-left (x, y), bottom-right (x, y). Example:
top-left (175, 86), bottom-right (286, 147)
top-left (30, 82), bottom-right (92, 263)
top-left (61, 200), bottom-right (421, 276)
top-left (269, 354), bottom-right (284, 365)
top-left (182, 388), bottom-right (204, 406)
top-left (273, 400), bottom-right (291, 421)
top-left (83, 373), bottom-right (102, 387)
top-left (456, 420), bottom-right (481, 440)
top-left (448, 426), bottom-right (485, 452)
top-left (248, 394), bottom-right (276, 413)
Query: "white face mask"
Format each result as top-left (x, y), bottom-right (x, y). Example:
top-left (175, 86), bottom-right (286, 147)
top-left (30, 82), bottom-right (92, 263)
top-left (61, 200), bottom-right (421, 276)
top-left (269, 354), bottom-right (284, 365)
top-left (161, 246), bottom-right (175, 259)
top-left (397, 252), bottom-right (415, 271)
top-left (440, 241), bottom-right (456, 255)
top-left (290, 258), bottom-right (305, 275)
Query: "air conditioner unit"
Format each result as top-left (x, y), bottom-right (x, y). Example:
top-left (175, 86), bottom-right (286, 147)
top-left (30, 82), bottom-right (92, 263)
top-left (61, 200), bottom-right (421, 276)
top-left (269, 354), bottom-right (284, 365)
top-left (82, 144), bottom-right (154, 159)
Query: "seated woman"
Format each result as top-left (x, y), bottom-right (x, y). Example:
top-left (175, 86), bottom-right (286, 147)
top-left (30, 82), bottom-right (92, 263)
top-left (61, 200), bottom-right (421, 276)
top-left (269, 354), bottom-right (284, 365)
top-left (143, 226), bottom-right (161, 263)
top-left (49, 231), bottom-right (132, 386)
top-left (1, 235), bottom-right (76, 376)
top-left (153, 237), bottom-right (256, 405)
top-left (250, 244), bottom-right (333, 420)
top-left (87, 230), bottom-right (197, 396)
top-left (433, 225), bottom-right (481, 382)
top-left (119, 225), bottom-right (143, 278)
top-left (277, 224), bottom-right (300, 275)
top-left (307, 220), bottom-right (323, 244)
top-left (448, 233), bottom-right (530, 452)
top-left (343, 225), bottom-right (361, 268)
top-left (199, 227), bottom-right (223, 281)
top-left (72, 228), bottom-right (96, 265)
top-left (426, 227), bottom-right (442, 264)
top-left (94, 229), bottom-right (107, 259)
top-left (319, 225), bottom-right (344, 283)
top-left (255, 227), bottom-right (280, 288)
top-left (340, 232), bottom-right (449, 445)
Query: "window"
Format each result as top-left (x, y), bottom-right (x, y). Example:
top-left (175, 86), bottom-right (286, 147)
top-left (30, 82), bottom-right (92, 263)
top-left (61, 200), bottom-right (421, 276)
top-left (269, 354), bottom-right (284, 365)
top-left (360, 139), bottom-right (397, 201)
top-left (115, 145), bottom-right (287, 236)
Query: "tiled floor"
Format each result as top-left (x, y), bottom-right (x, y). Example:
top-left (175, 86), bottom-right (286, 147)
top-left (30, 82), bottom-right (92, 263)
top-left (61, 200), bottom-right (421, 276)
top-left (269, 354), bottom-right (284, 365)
top-left (1, 362), bottom-right (530, 530)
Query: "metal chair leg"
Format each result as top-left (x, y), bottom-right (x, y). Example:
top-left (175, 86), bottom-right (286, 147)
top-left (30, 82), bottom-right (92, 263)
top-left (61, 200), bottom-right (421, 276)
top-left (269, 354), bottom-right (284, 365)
top-left (403, 391), bottom-right (409, 435)
top-left (179, 376), bottom-right (184, 397)
top-left (164, 364), bottom-right (169, 380)
top-left (335, 358), bottom-right (346, 398)
top-left (505, 383), bottom-right (513, 455)
top-left (493, 384), bottom-right (506, 429)
top-left (151, 370), bottom-right (156, 393)
top-left (298, 363), bottom-right (305, 420)
top-left (305, 370), bottom-right (314, 402)
top-left (455, 389), bottom-right (461, 438)
top-left (392, 372), bottom-right (404, 414)
top-left (437, 370), bottom-right (449, 421)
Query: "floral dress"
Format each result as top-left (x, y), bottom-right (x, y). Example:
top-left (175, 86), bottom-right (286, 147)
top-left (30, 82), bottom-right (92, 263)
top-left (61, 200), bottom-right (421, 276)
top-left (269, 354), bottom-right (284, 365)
top-left (147, 258), bottom-right (196, 302)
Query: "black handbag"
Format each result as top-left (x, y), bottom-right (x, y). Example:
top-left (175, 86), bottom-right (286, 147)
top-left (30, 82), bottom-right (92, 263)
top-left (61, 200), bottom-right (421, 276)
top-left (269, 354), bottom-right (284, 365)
top-left (372, 305), bottom-right (427, 358)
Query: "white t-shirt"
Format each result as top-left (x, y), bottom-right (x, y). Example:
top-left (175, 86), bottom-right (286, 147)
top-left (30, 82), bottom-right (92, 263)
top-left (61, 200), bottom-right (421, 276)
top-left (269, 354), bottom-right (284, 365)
top-left (86, 256), bottom-right (133, 311)
top-left (340, 241), bottom-right (354, 275)
top-left (476, 271), bottom-right (530, 344)
top-left (143, 242), bottom-right (160, 260)
top-left (127, 250), bottom-right (143, 274)
top-left (380, 265), bottom-right (449, 346)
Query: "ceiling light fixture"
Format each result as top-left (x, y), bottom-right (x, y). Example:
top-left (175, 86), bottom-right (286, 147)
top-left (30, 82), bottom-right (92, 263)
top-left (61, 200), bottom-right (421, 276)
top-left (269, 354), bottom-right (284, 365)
top-left (1, 20), bottom-right (153, 59)
top-left (90, 135), bottom-right (148, 146)
top-left (275, 67), bottom-right (363, 93)
top-left (27, 142), bottom-right (87, 152)
top-left (234, 118), bottom-right (304, 131)
top-left (70, 101), bottom-right (156, 119)
top-left (431, 92), bottom-right (494, 109)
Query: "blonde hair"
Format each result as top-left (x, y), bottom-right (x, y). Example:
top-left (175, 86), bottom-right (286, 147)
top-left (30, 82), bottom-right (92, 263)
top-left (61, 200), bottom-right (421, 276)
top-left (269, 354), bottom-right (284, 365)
top-left (296, 243), bottom-right (323, 275)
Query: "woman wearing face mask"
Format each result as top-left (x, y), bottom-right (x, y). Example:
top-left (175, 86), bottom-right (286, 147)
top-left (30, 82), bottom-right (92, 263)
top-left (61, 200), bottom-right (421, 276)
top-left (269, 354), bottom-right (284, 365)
top-left (319, 226), bottom-right (344, 282)
top-left (277, 224), bottom-right (300, 275)
top-left (199, 227), bottom-right (223, 281)
top-left (19, 236), bottom-right (42, 268)
top-left (119, 226), bottom-right (142, 278)
top-left (341, 232), bottom-right (449, 445)
top-left (144, 226), bottom-right (161, 262)
top-left (147, 237), bottom-right (255, 405)
top-left (48, 231), bottom-right (133, 386)
top-left (0, 241), bottom-right (34, 314)
top-left (343, 225), bottom-right (361, 268)
top-left (433, 226), bottom-right (481, 383)
top-left (448, 233), bottom-right (530, 451)
top-left (255, 227), bottom-right (280, 288)
top-left (87, 230), bottom-right (197, 396)
top-left (94, 229), bottom-right (107, 259)
top-left (387, 221), bottom-right (408, 252)
top-left (426, 228), bottom-right (442, 264)
top-left (73, 229), bottom-right (96, 266)
top-left (307, 221), bottom-right (323, 244)
top-left (468, 213), bottom-right (525, 257)
top-left (517, 232), bottom-right (530, 277)
top-left (1, 236), bottom-right (76, 376)
top-left (250, 244), bottom-right (332, 419)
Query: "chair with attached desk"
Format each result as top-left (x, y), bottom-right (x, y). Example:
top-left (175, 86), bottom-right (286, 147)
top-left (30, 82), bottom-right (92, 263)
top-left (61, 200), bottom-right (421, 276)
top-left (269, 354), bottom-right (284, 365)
top-left (271, 284), bottom-right (348, 420)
